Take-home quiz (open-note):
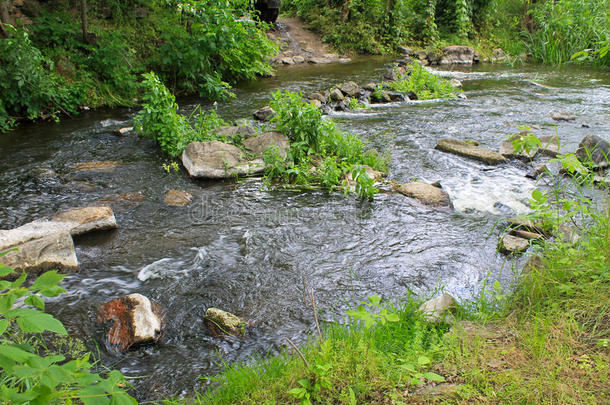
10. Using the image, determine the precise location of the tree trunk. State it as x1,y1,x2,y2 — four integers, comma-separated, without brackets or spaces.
0,1,10,38
80,0,88,43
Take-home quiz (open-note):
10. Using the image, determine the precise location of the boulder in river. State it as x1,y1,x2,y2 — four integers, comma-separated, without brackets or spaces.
243,131,290,159
394,181,453,208
213,125,256,139
97,293,164,351
419,293,457,323
113,127,133,136
338,81,360,97
52,206,117,236
499,234,530,254
329,88,344,102
435,138,507,165
164,190,193,207
253,106,275,122
0,232,78,274
439,45,476,65
537,135,561,157
0,205,117,273
575,134,610,170
181,141,265,179
205,308,245,337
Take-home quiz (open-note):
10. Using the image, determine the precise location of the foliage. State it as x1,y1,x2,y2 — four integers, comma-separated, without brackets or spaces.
0,259,136,404
0,26,81,132
527,0,609,66
267,90,388,198
384,62,458,99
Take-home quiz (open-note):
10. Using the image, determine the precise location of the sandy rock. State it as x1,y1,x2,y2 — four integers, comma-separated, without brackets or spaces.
280,57,295,65
575,134,610,169
499,234,530,254
308,56,333,64
309,92,327,103
338,81,360,97
440,45,475,65
551,112,576,121
71,161,122,172
419,293,457,323
0,232,77,273
436,138,507,165
97,293,164,351
394,182,453,208
253,106,275,122
181,141,265,179
243,132,290,159
205,308,245,337
52,206,117,236
309,99,322,109
164,190,193,206
506,217,546,235
362,83,377,92
526,164,548,179
292,55,305,64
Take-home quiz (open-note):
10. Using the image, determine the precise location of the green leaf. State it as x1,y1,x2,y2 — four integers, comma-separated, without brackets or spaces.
417,356,431,366
10,271,27,289
531,189,544,202
109,392,137,405
25,295,45,310
0,265,14,278
0,320,8,337
423,372,446,382
0,344,35,362
32,271,65,291
13,310,67,335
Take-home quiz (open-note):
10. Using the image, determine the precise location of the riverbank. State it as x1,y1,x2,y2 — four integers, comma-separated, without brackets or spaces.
182,200,609,404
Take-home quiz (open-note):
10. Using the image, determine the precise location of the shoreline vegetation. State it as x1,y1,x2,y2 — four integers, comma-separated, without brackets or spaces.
0,0,608,131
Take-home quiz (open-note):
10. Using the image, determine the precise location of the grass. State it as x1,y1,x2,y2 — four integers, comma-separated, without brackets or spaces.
384,62,458,100
162,194,609,403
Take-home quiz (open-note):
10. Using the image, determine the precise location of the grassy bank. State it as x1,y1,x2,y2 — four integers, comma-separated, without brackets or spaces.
168,178,609,403
0,0,276,132
282,0,609,67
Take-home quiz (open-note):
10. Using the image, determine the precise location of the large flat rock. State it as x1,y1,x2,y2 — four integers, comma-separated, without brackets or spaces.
0,205,117,273
0,233,78,273
436,138,507,165
181,141,265,179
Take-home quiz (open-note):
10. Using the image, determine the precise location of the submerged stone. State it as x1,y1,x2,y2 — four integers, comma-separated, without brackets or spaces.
71,161,122,172
164,190,193,207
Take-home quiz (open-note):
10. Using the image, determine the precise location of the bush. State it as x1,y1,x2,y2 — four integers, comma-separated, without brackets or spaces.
384,61,458,99
0,257,136,404
0,26,81,131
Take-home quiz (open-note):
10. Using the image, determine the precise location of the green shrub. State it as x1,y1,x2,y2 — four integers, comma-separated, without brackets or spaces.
0,26,82,132
0,257,136,404
384,62,458,100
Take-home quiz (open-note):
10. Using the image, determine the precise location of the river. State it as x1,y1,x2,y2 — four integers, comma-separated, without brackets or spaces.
0,58,608,399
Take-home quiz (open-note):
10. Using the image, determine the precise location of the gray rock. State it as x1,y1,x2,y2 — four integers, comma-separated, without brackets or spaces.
243,132,290,159
440,45,476,65
526,164,549,179
338,81,360,97
509,229,545,240
309,92,327,103
419,293,457,323
181,141,264,179
383,69,399,82
205,308,244,337
308,56,333,64
499,234,530,254
113,127,133,136
309,99,322,109
394,181,453,208
506,216,546,235
253,106,275,122
398,46,413,55
213,126,256,139
575,134,610,169
0,232,77,273
329,88,344,102
292,56,305,64
435,138,507,165
280,57,295,65
362,83,377,92
538,135,561,157
550,112,576,121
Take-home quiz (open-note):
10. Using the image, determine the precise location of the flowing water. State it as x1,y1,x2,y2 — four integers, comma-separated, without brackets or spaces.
1,58,609,399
